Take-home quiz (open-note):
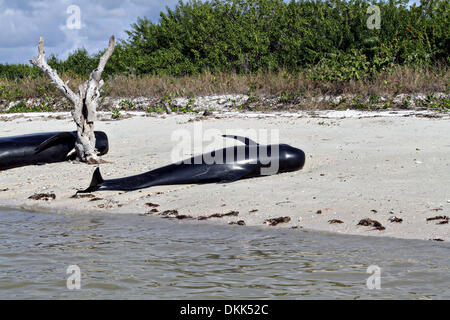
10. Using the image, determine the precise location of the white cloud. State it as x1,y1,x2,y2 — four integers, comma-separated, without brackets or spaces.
0,0,180,64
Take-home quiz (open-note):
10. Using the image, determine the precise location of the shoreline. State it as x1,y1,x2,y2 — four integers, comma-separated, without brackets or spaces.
1,110,449,242
2,204,447,247
1,107,449,121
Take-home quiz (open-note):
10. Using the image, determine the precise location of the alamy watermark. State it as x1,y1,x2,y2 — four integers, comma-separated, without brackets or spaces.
366,265,381,290
66,265,81,290
66,5,82,30
366,5,381,30
170,122,280,175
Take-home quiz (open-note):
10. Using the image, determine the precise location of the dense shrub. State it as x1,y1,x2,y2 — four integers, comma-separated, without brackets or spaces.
0,50,99,80
0,64,42,80
104,0,449,79
48,49,100,77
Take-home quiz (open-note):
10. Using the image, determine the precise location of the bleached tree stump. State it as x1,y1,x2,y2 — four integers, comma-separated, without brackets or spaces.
30,36,115,164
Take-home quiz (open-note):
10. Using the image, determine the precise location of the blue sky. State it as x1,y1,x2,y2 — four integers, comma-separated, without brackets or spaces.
0,0,421,64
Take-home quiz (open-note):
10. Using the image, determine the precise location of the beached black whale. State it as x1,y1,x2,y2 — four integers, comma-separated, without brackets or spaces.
81,135,305,192
0,131,109,171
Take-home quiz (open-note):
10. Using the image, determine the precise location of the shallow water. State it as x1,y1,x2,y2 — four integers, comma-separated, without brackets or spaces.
0,209,448,299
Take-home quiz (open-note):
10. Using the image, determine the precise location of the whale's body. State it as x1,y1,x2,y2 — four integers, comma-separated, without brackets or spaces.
0,131,109,171
82,135,305,192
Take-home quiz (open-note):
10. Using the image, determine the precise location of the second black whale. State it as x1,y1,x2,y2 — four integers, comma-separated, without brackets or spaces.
81,135,305,192
0,131,109,171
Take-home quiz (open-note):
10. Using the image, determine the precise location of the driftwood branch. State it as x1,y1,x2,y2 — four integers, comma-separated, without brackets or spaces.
92,36,115,82
30,37,79,104
83,36,115,124
30,36,115,164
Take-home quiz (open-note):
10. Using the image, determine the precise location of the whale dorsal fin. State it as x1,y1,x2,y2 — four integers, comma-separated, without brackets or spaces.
34,132,76,154
78,167,104,193
222,135,258,146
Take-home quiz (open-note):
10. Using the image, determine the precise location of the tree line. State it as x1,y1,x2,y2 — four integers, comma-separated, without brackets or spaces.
1,0,448,81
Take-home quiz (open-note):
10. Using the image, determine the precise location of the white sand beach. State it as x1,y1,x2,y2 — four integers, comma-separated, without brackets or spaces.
1,110,449,241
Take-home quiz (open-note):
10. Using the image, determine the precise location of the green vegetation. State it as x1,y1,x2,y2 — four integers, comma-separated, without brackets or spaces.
1,0,448,81
111,107,122,119
417,95,450,112
106,0,448,79
4,100,54,113
119,99,137,110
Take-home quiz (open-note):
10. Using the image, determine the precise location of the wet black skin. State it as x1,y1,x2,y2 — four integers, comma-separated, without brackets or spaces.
0,131,109,171
82,136,305,192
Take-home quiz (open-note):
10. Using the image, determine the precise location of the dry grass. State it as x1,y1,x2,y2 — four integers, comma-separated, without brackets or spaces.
1,66,448,102
102,66,449,98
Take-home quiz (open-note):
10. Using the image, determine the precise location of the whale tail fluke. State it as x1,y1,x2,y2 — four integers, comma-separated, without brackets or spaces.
78,167,104,193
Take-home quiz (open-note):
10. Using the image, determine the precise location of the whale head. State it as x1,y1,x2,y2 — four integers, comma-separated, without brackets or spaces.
277,144,306,173
94,131,109,156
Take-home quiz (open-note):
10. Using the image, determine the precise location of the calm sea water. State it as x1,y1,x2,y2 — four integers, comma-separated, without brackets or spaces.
0,208,449,299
